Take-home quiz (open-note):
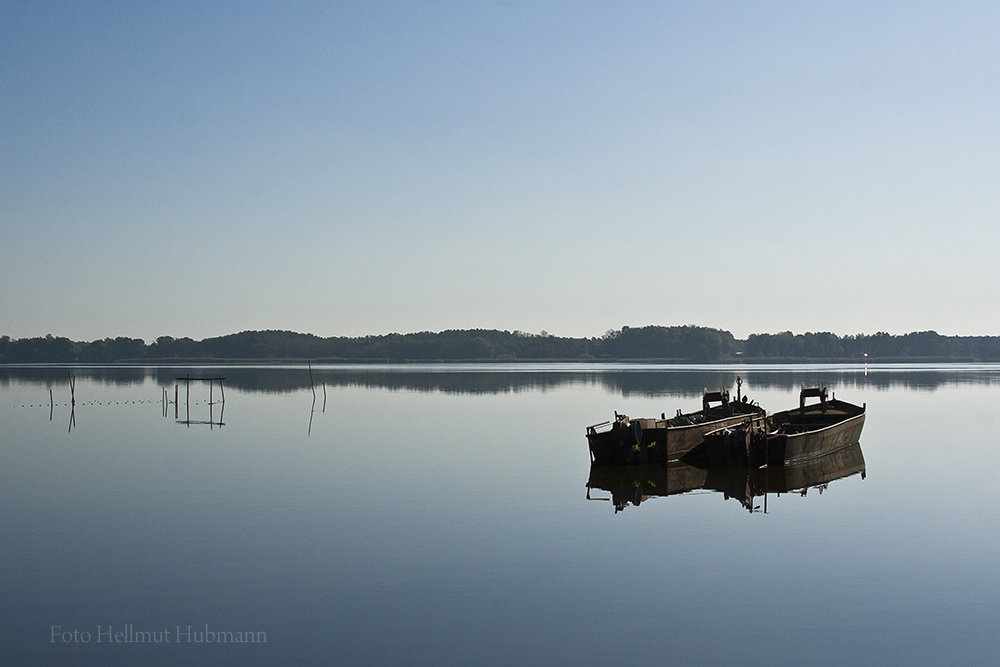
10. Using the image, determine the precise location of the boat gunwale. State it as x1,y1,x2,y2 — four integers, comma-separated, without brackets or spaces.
586,408,765,442
649,410,765,435
773,401,865,436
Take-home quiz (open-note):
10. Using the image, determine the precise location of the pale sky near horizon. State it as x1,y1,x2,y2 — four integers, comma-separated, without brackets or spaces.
2,1,998,342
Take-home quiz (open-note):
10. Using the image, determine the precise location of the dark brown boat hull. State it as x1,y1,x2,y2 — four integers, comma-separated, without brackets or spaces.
753,411,866,466
587,409,766,465
684,397,867,468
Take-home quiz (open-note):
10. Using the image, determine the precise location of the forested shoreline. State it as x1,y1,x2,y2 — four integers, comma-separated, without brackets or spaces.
4,326,1000,364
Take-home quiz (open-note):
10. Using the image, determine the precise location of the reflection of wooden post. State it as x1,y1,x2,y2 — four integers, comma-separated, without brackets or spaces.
308,395,315,436
174,384,178,419
50,389,54,421
219,378,225,404
322,382,327,412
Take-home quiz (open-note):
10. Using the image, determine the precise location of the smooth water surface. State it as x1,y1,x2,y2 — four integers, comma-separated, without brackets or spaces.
2,364,999,666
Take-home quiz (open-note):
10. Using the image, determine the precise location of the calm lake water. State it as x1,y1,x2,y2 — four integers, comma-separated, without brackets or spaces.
2,363,999,666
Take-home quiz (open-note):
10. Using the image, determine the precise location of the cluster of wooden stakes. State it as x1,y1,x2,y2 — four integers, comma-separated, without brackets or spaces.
45,366,327,434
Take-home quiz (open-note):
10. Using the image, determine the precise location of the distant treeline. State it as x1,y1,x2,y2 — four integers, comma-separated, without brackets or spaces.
3,326,1000,364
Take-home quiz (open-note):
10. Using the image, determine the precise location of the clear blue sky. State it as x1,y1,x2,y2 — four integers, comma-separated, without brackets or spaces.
3,1,998,342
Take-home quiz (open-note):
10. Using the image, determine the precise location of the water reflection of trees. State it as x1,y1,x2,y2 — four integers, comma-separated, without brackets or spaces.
0,366,148,387
2,365,1000,395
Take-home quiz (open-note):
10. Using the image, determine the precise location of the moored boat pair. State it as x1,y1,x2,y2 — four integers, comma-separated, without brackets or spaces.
586,382,865,468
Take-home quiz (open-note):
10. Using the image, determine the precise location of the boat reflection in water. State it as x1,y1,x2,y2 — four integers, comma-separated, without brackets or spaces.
586,442,866,513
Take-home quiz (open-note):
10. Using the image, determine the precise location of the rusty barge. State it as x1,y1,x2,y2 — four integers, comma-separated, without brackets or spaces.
585,379,767,465
685,386,866,468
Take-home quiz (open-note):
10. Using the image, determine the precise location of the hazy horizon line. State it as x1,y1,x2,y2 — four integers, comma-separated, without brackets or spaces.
4,325,996,344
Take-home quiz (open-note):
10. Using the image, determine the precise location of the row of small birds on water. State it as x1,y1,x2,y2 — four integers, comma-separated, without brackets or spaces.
14,399,218,408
